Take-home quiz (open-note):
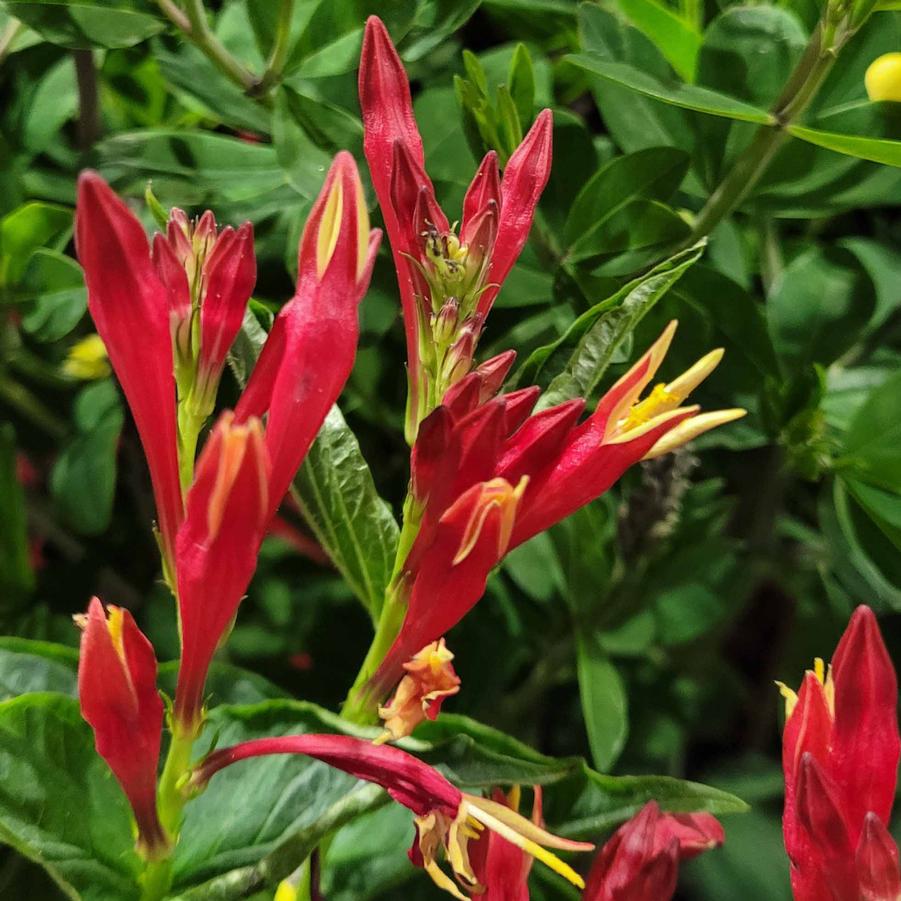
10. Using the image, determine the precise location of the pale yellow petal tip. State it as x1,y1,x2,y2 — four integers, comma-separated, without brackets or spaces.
522,839,586,889
665,347,725,401
865,53,901,102
642,407,746,460
316,177,344,278
355,175,370,282
775,680,798,719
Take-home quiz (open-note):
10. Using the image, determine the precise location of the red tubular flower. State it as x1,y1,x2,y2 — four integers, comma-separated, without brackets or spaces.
582,802,724,901
778,605,901,901
77,597,168,858
235,151,380,513
369,324,745,696
174,413,270,732
190,734,592,899
75,173,183,568
173,152,379,732
359,16,553,440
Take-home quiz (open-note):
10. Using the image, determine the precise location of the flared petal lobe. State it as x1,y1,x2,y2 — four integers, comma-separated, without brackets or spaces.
75,172,182,567
77,597,167,858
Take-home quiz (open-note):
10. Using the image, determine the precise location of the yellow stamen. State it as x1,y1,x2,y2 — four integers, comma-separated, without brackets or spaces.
452,476,528,565
316,177,344,278
463,802,586,890
642,408,746,460
607,407,698,447
813,657,825,684
775,681,799,720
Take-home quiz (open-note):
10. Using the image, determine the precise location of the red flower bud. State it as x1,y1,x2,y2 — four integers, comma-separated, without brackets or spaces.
75,172,183,568
77,597,168,859
857,813,901,901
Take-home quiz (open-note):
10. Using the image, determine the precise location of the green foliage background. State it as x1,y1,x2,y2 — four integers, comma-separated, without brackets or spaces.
1,0,900,897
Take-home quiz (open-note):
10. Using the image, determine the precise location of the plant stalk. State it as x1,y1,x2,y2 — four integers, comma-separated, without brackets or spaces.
257,0,295,93
686,23,836,244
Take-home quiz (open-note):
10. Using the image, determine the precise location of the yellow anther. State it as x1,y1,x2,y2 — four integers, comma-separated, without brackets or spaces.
620,383,678,432
316,178,344,278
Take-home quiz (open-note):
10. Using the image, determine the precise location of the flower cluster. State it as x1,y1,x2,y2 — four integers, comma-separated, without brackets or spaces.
778,605,901,901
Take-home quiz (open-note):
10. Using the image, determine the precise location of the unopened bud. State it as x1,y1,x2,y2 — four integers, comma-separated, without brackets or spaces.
432,298,460,345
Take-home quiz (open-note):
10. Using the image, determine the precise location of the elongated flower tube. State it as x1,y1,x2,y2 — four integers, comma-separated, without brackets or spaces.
189,734,593,898
235,151,380,513
582,802,725,901
76,173,183,571
368,323,745,697
77,597,168,859
360,16,553,441
174,413,270,732
778,606,901,901
171,153,379,733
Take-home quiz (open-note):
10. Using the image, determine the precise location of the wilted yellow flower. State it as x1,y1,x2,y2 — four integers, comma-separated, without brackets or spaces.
63,334,110,380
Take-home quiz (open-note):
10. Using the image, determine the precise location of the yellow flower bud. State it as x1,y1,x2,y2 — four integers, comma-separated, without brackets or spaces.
865,52,901,102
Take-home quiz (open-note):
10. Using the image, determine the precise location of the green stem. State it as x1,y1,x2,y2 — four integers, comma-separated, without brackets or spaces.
139,729,196,901
257,0,295,93
0,377,68,438
686,23,835,244
155,0,259,96
176,406,204,494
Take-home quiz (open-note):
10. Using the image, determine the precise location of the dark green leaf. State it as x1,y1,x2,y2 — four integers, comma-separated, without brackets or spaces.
0,693,141,900
0,201,72,288
842,370,901,494
3,0,164,49
0,638,77,699
576,632,628,771
564,147,689,256
515,243,704,406
50,380,124,535
567,55,774,124
767,246,876,370
21,249,87,342
508,42,535,126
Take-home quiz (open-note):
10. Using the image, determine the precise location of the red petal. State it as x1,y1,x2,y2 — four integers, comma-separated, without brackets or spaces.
75,172,182,563
831,606,901,841
857,812,901,901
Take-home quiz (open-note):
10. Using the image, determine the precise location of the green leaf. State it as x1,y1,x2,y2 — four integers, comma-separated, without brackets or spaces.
292,406,400,621
22,56,79,154
576,632,628,771
844,478,901,550
21,249,87,342
564,147,690,261
508,42,535,126
610,0,701,81
0,201,72,289
0,427,34,609
2,0,164,49
0,638,78,699
787,123,901,167
544,765,749,838
842,370,901,494
231,315,399,621
577,5,697,158
272,88,335,198
50,380,124,535
567,54,775,124
767,246,876,370
0,693,141,900
515,243,705,406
